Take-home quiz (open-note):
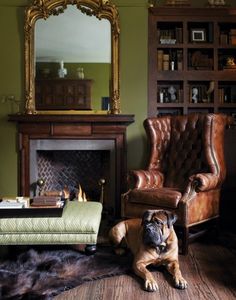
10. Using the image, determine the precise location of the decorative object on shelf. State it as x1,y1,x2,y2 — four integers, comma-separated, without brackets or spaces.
169,50,176,70
77,67,85,79
191,87,199,103
58,61,67,78
205,81,214,102
159,89,164,103
191,29,206,42
168,86,177,101
225,56,236,69
191,50,213,70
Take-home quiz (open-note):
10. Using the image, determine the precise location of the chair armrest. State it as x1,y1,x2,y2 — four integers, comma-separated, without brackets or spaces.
128,169,164,189
189,173,221,192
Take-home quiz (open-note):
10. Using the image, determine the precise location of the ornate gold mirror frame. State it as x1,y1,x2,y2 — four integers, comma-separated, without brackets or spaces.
24,0,120,114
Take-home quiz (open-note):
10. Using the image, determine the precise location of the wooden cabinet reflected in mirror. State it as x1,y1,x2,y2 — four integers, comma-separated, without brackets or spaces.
24,0,120,114
35,78,93,110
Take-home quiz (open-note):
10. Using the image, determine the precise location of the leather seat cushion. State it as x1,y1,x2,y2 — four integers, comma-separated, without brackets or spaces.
129,188,182,209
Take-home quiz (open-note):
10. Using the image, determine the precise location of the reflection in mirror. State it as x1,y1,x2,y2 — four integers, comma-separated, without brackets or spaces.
24,0,120,114
35,6,111,111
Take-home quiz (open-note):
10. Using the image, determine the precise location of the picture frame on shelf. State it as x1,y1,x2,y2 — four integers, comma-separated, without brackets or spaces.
191,29,206,42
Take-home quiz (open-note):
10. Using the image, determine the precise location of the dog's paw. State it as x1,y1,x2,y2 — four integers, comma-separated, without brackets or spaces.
144,279,159,292
174,276,188,289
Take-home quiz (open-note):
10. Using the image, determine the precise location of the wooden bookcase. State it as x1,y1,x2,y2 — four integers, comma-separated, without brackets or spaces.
148,7,236,122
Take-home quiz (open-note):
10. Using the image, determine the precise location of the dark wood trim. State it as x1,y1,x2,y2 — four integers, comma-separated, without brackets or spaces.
8,114,134,125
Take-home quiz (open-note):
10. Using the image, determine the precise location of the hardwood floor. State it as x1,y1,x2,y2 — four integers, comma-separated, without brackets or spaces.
55,235,236,300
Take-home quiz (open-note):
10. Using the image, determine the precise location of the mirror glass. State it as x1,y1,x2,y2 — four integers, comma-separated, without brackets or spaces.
24,0,120,114
35,6,110,111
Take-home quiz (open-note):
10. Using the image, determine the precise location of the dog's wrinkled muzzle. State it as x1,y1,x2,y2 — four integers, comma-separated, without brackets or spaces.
143,224,165,249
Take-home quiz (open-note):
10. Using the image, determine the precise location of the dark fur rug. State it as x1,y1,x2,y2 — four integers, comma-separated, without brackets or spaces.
0,246,133,300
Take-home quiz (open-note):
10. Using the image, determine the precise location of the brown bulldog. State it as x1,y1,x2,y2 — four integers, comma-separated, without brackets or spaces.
109,210,187,292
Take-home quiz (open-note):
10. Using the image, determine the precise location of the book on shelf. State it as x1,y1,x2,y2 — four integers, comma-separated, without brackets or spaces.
175,27,183,43
219,88,224,103
157,50,163,71
220,32,228,44
208,23,213,43
229,29,236,45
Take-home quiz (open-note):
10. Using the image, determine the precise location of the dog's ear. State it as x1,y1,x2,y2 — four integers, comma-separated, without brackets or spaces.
165,211,177,228
141,210,154,225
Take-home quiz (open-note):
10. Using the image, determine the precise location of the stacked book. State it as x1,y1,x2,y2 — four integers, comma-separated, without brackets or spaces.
0,201,24,209
31,196,62,207
163,54,170,71
157,50,164,71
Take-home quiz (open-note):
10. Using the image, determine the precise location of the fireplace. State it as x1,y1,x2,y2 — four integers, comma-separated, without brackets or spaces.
30,139,115,212
9,114,134,217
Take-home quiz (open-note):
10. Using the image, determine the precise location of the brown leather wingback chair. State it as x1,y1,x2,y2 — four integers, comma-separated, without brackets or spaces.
122,113,228,254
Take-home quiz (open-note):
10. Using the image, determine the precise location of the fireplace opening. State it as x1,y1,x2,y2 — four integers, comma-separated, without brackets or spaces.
36,150,109,201
37,150,110,201
30,139,115,214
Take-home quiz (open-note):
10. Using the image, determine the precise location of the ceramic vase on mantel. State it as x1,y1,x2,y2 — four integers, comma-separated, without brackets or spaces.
58,61,67,78
77,67,84,79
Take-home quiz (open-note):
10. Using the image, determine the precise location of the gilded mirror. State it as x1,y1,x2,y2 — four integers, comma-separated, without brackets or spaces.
24,0,120,114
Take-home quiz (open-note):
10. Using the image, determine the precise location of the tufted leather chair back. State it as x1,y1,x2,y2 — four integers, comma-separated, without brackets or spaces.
144,114,225,190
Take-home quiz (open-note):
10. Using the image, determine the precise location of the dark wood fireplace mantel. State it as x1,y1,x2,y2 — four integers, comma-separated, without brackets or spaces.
8,113,134,124
9,113,134,217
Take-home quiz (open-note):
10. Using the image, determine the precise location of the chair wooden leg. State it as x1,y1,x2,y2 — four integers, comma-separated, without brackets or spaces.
181,226,189,255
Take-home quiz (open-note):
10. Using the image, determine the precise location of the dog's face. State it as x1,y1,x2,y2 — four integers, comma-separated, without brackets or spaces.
142,210,177,248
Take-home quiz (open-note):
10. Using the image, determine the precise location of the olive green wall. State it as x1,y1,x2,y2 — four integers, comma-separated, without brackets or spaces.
0,0,236,196
0,3,24,196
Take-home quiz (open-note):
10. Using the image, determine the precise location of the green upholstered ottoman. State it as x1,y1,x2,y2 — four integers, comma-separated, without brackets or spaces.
0,201,102,251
